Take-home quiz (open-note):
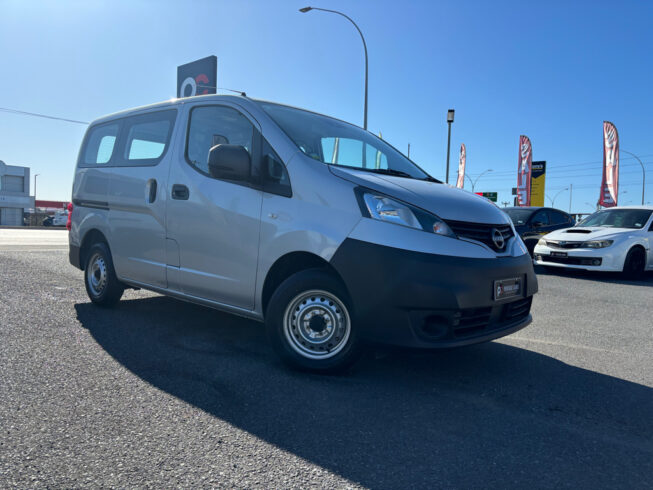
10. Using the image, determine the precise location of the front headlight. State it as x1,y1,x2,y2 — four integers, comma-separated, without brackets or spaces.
537,238,547,247
358,190,456,237
582,240,614,249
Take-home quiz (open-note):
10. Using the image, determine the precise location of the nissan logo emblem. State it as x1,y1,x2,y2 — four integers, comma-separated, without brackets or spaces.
492,228,505,250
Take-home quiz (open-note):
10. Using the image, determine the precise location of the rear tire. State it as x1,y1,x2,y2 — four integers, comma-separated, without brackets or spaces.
265,269,361,373
84,242,124,307
623,248,645,279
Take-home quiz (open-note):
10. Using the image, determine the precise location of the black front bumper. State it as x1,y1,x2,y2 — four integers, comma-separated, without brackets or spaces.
330,239,538,348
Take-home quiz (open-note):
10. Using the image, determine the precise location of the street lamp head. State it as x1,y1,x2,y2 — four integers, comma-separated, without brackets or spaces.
299,6,312,13
447,109,455,123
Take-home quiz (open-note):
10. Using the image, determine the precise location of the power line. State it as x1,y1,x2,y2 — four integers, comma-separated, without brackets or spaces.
0,107,89,125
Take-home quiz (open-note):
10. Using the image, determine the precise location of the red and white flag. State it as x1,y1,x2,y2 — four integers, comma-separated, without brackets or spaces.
599,121,619,208
456,143,466,189
516,135,532,206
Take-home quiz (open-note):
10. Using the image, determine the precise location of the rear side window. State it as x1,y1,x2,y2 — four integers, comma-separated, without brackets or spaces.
78,109,177,167
120,110,177,166
82,123,119,165
550,210,571,225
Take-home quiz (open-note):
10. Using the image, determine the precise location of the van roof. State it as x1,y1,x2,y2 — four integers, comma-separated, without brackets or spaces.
90,94,251,125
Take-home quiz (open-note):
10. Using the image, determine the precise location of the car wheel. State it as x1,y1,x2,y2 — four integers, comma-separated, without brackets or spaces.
623,247,646,279
265,269,361,373
84,242,124,306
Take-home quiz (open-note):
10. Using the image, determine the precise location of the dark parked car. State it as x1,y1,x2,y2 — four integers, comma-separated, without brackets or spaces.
504,207,575,256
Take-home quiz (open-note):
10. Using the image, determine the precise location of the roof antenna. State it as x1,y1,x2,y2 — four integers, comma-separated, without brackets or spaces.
218,87,247,97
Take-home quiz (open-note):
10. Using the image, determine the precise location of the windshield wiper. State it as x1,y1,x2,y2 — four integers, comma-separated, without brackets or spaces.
366,168,414,178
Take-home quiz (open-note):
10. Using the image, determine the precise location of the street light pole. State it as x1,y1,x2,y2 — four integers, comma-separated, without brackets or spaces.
621,149,646,205
546,187,568,208
34,173,40,201
445,109,455,183
300,6,368,130
464,169,493,193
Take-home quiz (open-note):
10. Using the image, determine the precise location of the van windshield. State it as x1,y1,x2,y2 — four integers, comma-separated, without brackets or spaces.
257,101,434,181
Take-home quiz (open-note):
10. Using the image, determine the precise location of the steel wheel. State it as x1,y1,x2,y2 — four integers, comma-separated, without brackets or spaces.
283,289,351,360
87,252,108,297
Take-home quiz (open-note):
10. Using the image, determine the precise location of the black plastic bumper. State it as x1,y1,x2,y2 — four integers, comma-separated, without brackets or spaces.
69,244,82,270
330,239,538,348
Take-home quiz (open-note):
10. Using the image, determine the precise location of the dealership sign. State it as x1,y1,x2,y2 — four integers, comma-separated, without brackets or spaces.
530,161,546,207
599,121,619,208
516,135,532,206
177,56,218,98
456,143,466,189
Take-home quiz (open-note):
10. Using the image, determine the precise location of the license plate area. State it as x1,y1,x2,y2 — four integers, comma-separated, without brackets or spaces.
551,251,568,258
494,277,521,301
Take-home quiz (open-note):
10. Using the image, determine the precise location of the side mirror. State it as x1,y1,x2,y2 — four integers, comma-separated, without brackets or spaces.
208,144,250,181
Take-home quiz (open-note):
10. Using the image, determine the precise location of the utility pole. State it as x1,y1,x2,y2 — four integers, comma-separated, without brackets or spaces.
407,143,410,159
501,201,510,207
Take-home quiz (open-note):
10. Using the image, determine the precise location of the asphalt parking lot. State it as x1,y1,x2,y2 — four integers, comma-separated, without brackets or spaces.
1,229,651,488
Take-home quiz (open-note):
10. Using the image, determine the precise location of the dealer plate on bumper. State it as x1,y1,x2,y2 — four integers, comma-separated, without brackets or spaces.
494,277,521,301
551,251,568,258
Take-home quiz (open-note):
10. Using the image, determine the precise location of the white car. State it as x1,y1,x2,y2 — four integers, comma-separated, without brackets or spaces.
533,206,653,277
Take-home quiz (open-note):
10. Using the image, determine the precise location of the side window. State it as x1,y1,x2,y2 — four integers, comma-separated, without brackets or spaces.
121,110,176,165
550,210,570,225
82,123,119,165
262,139,291,198
186,106,254,174
531,210,549,226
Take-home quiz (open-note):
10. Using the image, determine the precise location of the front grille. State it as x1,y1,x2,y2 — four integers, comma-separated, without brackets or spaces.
502,297,532,322
445,220,514,252
452,306,492,338
546,240,584,249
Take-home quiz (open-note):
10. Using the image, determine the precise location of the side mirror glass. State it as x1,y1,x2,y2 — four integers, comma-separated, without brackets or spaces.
208,144,250,181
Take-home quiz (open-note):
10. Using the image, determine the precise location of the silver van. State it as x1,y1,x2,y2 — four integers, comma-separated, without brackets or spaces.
69,95,538,372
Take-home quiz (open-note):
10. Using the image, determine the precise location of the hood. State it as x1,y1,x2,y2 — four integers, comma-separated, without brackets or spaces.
329,166,510,225
544,226,633,241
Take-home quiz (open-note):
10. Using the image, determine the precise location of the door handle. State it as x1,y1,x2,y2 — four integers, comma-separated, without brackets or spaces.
171,184,190,200
147,179,157,203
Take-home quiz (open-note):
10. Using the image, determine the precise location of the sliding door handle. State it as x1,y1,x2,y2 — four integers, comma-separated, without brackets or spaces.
147,179,157,203
171,184,189,200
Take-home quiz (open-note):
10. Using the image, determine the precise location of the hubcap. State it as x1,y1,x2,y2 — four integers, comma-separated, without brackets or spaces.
87,253,107,297
283,289,351,360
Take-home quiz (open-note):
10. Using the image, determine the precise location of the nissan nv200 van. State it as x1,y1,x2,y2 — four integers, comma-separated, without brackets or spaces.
69,95,537,372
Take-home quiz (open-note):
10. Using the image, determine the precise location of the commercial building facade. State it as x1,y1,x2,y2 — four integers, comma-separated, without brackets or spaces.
0,160,34,226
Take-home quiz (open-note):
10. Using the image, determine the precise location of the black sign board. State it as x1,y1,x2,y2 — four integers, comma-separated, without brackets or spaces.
177,56,217,98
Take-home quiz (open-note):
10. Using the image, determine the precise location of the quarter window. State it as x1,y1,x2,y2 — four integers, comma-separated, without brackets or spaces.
82,123,119,165
187,106,254,174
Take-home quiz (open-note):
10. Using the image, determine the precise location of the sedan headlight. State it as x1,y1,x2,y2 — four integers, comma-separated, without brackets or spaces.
537,238,547,247
358,190,456,237
582,240,614,249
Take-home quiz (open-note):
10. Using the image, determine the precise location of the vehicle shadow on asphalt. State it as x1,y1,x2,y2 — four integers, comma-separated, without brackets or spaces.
75,298,652,488
534,265,653,286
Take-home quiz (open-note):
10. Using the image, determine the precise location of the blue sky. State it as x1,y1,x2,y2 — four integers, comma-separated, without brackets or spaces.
1,0,651,211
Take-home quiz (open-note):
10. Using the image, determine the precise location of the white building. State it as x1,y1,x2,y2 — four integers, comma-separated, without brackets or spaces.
0,160,34,226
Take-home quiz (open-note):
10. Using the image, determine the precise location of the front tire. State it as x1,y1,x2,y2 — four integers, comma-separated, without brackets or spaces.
265,269,361,373
84,242,124,307
623,247,645,279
